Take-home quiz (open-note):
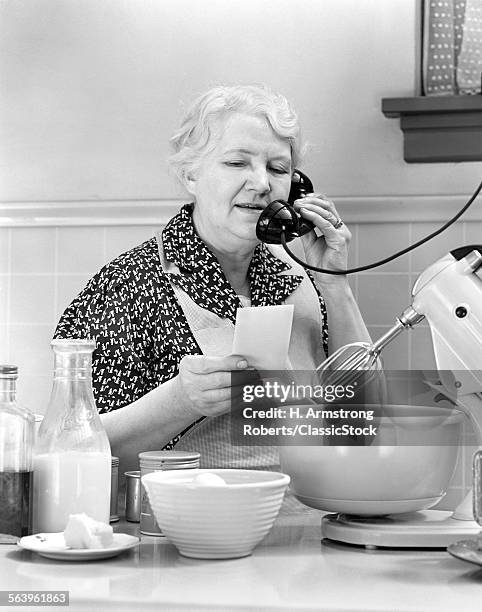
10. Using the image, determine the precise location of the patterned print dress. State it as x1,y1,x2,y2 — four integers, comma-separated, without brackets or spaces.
54,204,329,448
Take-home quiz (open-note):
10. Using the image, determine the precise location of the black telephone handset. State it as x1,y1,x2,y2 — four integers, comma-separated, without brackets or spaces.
257,169,482,272
256,169,315,244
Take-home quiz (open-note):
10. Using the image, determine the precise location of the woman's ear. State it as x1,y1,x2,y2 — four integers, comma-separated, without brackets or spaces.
183,170,197,197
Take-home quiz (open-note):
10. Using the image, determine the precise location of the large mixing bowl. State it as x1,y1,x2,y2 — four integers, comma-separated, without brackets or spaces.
278,404,463,515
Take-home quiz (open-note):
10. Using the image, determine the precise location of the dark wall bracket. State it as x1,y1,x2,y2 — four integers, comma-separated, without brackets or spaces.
382,96,482,163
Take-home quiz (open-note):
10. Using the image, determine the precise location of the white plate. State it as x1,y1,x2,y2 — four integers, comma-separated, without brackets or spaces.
447,538,482,567
18,532,139,561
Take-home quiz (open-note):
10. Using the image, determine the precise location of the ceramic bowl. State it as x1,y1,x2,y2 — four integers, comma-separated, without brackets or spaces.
278,404,464,516
141,468,290,559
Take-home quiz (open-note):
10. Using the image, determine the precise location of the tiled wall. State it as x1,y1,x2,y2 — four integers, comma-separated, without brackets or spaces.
0,224,157,412
1,217,481,511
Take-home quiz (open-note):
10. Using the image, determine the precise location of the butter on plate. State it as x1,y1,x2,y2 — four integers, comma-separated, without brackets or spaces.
64,513,114,549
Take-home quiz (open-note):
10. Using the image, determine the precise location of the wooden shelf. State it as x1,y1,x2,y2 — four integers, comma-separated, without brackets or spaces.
381,95,482,163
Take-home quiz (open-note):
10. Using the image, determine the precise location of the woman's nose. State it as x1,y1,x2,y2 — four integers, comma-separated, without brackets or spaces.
246,167,270,194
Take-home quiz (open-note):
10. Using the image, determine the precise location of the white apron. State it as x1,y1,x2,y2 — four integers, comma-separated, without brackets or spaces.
156,233,325,471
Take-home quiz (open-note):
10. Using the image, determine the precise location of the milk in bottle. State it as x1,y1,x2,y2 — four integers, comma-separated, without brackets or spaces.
33,340,111,533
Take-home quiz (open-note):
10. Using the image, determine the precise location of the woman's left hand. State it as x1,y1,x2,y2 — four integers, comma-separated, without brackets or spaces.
293,193,351,275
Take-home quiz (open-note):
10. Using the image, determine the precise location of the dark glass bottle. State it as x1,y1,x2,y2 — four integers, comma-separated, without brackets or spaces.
0,365,34,542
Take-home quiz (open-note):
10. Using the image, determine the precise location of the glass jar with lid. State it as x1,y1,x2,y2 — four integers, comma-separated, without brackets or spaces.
139,450,200,535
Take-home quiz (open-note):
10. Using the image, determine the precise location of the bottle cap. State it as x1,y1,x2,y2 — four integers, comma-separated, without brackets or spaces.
0,365,18,378
139,450,200,470
51,339,96,350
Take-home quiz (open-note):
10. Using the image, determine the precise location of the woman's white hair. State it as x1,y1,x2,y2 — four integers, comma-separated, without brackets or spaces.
168,84,305,185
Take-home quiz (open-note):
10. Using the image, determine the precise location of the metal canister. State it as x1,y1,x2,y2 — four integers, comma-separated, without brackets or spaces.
125,470,141,522
139,450,200,536
110,456,119,523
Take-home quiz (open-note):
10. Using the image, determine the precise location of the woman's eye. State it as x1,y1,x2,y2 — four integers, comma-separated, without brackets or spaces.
225,161,246,167
270,167,289,175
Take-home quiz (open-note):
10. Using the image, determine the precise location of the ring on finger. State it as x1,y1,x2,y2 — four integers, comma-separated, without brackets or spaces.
333,218,344,229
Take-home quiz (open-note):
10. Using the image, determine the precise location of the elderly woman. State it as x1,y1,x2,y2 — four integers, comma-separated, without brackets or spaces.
55,84,371,473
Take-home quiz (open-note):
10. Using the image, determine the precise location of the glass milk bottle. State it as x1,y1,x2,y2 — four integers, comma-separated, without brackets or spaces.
33,340,111,533
0,365,34,541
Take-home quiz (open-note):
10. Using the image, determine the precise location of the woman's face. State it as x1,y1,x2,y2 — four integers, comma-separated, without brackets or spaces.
187,112,292,255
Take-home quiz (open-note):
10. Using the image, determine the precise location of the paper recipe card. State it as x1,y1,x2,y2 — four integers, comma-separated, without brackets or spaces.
232,304,294,370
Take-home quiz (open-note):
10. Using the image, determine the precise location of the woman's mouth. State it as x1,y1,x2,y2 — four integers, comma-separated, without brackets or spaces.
235,203,265,212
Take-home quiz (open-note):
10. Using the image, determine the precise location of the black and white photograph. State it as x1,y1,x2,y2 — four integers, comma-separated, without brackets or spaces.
1,0,482,610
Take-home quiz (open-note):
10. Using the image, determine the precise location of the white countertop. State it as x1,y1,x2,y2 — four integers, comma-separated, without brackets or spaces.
2,507,482,612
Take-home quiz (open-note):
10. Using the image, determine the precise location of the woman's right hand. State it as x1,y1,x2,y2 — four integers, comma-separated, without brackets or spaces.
177,354,250,417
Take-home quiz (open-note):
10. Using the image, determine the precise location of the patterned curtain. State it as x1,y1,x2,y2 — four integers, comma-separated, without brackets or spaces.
423,0,482,95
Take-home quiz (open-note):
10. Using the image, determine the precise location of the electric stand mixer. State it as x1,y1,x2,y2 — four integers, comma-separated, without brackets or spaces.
317,245,482,548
